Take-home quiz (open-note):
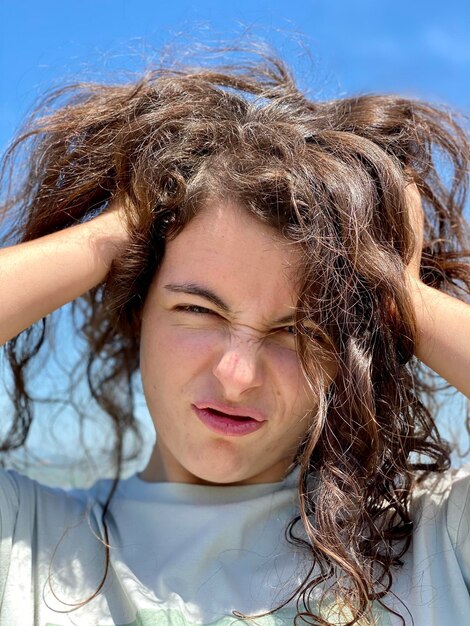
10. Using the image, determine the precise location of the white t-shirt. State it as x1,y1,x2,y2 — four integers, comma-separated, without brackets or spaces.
0,464,469,625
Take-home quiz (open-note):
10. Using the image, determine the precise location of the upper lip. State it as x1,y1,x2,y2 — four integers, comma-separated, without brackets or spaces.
194,401,267,422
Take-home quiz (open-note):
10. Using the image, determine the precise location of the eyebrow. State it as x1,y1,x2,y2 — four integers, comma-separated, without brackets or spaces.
163,282,296,326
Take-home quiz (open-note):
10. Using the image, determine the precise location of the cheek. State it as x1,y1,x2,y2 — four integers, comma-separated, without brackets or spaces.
264,345,316,413
265,344,307,387
141,324,220,376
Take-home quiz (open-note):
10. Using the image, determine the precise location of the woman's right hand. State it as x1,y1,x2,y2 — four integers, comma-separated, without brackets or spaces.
0,196,130,346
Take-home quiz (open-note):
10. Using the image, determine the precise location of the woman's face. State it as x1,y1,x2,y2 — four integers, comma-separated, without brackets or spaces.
139,200,326,485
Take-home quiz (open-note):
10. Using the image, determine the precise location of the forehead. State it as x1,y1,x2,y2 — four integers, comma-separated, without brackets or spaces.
154,200,302,315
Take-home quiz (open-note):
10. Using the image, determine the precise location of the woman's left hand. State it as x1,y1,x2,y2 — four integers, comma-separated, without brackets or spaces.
403,183,470,400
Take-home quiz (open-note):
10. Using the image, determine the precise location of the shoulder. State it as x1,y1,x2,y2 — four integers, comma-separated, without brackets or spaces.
410,464,470,571
411,463,470,516
0,469,115,619
0,467,102,534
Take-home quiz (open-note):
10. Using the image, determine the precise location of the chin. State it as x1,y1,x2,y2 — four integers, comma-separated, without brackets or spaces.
193,468,246,486
186,459,254,486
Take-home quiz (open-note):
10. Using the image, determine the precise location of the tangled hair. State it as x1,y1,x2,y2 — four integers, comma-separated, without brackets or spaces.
1,46,470,624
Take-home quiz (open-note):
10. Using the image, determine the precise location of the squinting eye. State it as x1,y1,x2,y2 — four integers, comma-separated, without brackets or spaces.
283,326,297,335
282,324,323,341
269,326,297,339
176,305,215,315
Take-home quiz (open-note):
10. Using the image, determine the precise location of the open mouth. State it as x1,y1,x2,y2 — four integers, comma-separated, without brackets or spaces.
206,408,254,422
192,404,266,436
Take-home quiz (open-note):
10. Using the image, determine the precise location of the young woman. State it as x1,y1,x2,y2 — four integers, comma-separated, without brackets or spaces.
0,50,469,626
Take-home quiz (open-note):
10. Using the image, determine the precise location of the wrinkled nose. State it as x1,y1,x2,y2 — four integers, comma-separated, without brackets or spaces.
212,334,263,399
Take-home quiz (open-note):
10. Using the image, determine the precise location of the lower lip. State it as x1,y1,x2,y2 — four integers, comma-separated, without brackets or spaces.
193,406,266,437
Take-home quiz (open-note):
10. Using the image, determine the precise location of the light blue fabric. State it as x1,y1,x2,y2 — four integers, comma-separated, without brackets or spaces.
0,464,469,625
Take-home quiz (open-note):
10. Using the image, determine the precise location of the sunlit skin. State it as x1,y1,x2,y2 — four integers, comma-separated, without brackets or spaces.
138,200,332,486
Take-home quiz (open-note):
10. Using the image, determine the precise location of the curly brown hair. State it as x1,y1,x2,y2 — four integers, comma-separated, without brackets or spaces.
1,46,470,625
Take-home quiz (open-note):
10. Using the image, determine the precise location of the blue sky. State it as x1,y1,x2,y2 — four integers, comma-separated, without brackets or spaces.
1,0,469,475
1,0,469,152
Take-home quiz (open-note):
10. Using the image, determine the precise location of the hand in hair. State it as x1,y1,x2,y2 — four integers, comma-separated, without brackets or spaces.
404,186,470,398
0,196,129,346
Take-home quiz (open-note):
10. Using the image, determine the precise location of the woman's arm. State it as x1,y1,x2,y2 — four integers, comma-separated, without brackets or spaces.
408,277,470,399
405,183,470,399
0,204,129,346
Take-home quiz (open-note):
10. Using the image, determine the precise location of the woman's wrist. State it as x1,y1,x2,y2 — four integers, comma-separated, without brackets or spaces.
76,200,130,271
